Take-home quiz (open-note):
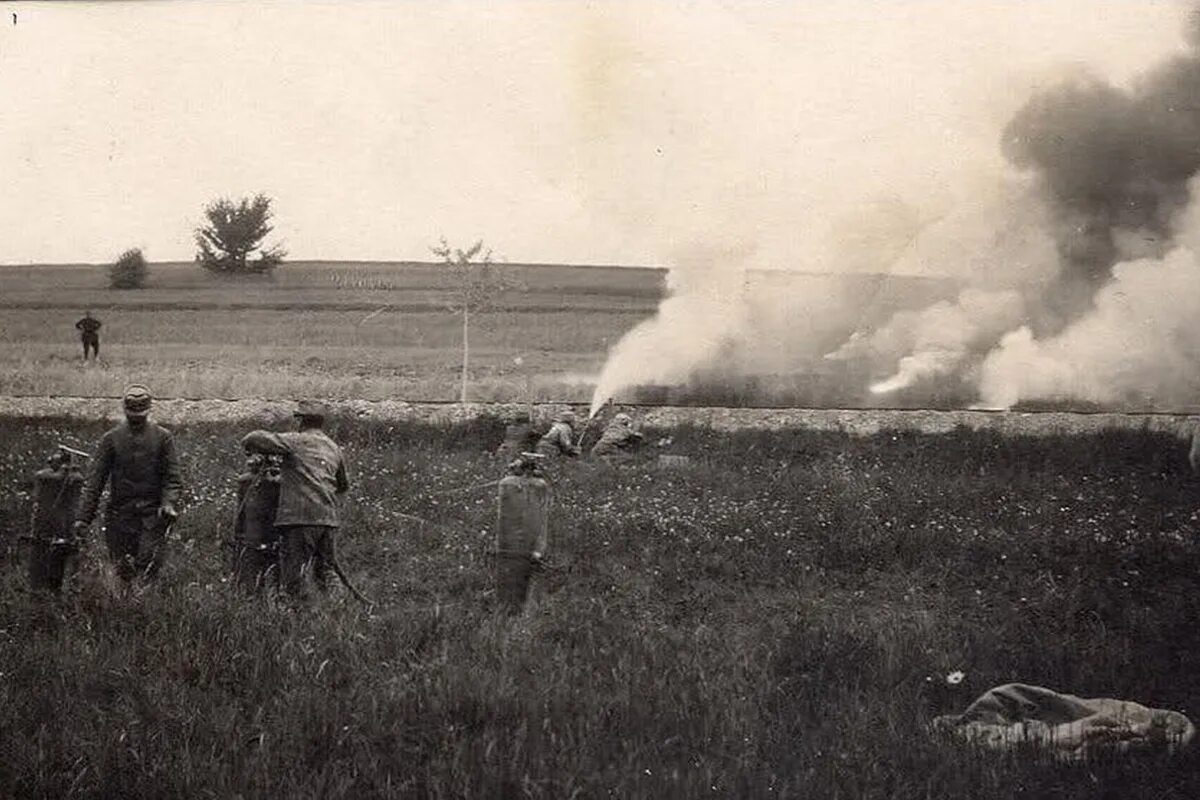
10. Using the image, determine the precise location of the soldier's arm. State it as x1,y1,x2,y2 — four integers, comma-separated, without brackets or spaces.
75,433,114,526
1189,431,1200,474
160,431,184,509
241,430,292,456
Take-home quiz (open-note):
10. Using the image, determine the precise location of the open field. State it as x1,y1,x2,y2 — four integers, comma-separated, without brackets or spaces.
0,261,664,401
1,416,1199,798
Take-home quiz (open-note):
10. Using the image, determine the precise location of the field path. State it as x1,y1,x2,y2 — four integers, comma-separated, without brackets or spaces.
2,395,1197,437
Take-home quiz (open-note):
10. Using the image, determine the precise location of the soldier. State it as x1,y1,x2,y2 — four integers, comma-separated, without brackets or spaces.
75,311,102,361
590,412,644,461
241,400,349,603
72,385,183,584
536,410,581,458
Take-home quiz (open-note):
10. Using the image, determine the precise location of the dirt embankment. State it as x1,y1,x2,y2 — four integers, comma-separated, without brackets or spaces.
1,396,1197,439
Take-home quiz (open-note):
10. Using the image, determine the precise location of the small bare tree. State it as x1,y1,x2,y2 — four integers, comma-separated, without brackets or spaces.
432,238,515,403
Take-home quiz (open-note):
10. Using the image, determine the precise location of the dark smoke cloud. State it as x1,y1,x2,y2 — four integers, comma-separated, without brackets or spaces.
1001,12,1200,326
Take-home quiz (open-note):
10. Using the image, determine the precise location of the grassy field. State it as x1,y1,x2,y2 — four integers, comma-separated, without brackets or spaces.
0,261,664,401
1,416,1198,798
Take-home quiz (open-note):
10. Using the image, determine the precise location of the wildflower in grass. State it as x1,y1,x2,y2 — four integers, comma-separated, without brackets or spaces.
947,671,966,685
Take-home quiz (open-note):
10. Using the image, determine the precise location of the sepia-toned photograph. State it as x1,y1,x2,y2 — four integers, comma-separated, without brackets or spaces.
3,1,1200,797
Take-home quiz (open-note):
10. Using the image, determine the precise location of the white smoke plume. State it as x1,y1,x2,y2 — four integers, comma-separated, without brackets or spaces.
857,288,1026,395
978,186,1200,410
589,244,753,417
574,4,1194,412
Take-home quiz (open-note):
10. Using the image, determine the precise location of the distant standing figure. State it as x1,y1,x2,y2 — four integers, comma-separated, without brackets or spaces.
536,410,581,458
590,412,644,461
75,311,102,361
73,385,183,585
241,400,350,603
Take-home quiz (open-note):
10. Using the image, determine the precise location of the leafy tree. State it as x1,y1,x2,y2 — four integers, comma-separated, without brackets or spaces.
432,238,516,403
108,248,148,289
194,193,287,274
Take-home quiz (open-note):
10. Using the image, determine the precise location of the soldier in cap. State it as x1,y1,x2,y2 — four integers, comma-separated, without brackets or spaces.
73,384,183,583
75,311,102,361
241,400,350,603
535,409,581,458
590,412,644,461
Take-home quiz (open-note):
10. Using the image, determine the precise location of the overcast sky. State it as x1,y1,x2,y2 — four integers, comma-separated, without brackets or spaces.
1,0,1191,267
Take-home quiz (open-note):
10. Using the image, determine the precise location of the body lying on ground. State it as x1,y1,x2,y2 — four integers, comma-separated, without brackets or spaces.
932,683,1195,761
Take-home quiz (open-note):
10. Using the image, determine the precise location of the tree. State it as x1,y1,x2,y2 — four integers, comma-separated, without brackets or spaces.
432,238,516,403
194,193,287,275
108,248,148,289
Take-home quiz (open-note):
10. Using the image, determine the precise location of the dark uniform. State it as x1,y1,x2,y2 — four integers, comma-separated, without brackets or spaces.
242,400,349,602
75,313,102,360
74,386,183,583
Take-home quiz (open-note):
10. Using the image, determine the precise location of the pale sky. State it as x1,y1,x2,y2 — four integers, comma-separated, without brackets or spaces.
0,0,1191,267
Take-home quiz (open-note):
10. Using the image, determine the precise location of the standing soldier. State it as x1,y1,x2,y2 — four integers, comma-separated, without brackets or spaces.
75,311,102,361
241,400,349,603
72,385,183,585
536,409,581,458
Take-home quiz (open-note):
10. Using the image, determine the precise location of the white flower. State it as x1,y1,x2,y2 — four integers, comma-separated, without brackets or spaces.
946,671,966,685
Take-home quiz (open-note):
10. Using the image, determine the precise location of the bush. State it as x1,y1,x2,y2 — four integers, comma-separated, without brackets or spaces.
108,248,148,290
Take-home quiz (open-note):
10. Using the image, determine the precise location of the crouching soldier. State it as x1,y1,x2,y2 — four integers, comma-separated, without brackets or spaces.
72,385,183,585
242,400,349,604
590,412,644,462
536,410,581,458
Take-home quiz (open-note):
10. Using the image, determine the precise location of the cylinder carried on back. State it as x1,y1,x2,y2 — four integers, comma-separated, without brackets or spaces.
27,451,85,593
495,472,550,613
233,456,282,593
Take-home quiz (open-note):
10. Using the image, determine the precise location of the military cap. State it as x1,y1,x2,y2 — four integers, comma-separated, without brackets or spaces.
122,384,153,417
293,399,330,419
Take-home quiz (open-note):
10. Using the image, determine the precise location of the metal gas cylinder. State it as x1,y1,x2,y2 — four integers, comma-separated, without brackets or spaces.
495,472,550,613
28,452,85,593
232,455,282,593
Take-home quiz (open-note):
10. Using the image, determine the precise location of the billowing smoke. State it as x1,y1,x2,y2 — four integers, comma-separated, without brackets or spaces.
590,244,752,417
829,288,1024,395
825,6,1200,411
979,181,1200,409
584,4,1200,412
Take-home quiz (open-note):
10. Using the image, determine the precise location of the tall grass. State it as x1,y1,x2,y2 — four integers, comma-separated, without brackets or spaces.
1,418,1198,798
